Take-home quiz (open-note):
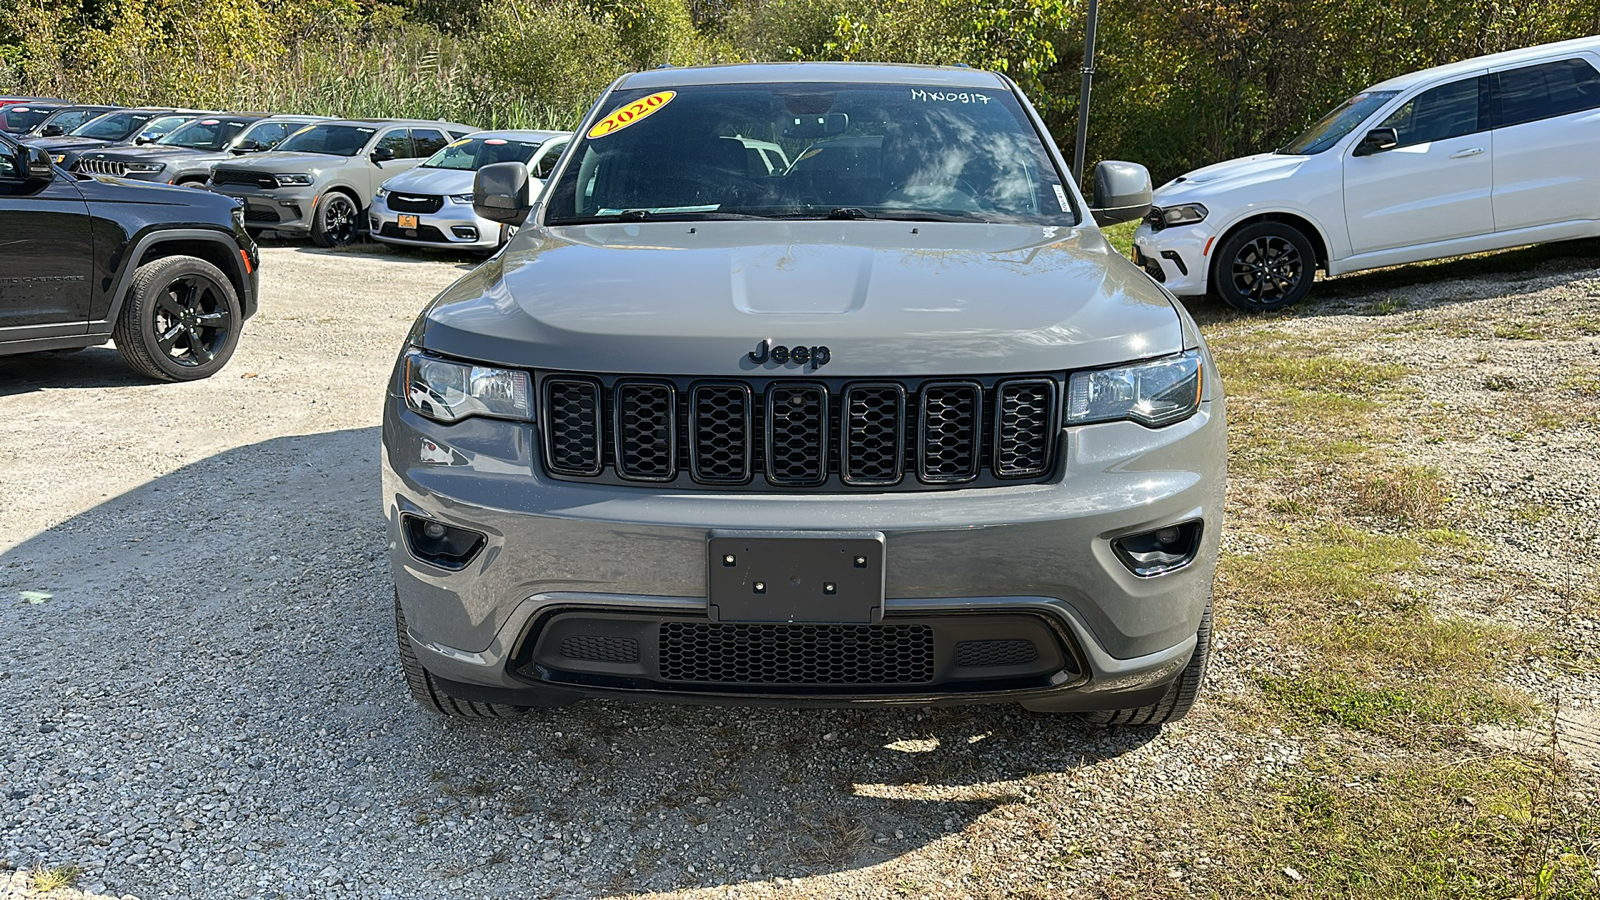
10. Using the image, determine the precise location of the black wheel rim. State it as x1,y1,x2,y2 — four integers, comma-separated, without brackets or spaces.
153,274,231,367
323,195,357,244
1231,235,1304,306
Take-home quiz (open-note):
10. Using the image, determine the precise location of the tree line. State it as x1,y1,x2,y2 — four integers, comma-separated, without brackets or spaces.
3,0,1597,183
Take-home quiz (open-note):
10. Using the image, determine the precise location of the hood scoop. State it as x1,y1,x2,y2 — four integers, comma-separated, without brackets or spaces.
730,245,871,315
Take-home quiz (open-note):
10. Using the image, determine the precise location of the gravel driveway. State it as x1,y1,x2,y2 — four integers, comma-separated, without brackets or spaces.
3,240,1597,899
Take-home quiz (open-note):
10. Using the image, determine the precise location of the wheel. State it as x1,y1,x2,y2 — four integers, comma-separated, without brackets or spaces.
176,178,209,190
1213,222,1316,312
311,191,361,247
112,255,241,382
395,593,524,718
1082,600,1212,727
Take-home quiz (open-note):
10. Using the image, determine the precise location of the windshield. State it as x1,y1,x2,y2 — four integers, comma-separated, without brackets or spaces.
542,82,1077,225
1279,91,1399,155
0,106,52,133
275,124,376,156
424,137,542,170
71,111,154,140
158,117,247,150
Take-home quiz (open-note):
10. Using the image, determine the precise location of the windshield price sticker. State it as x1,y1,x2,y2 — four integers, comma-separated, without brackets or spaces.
588,91,676,139
910,89,991,104
1052,184,1071,212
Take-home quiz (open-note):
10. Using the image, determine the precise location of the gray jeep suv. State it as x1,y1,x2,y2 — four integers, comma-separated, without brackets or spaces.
383,63,1225,726
209,118,475,246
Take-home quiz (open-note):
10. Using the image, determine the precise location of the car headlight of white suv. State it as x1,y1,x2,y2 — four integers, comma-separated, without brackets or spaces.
1147,203,1208,230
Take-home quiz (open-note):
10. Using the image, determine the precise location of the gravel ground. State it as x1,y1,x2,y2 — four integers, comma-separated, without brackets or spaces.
2,240,1597,899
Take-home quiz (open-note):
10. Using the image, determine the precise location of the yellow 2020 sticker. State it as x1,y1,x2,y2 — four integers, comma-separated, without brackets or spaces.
588,91,676,139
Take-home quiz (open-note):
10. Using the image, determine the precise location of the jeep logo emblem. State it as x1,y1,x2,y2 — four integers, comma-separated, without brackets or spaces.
748,339,830,369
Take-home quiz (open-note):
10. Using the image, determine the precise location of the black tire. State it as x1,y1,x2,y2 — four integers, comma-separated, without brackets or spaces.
395,594,524,719
310,190,361,247
1082,600,1212,727
175,178,210,189
1213,222,1317,312
112,255,241,382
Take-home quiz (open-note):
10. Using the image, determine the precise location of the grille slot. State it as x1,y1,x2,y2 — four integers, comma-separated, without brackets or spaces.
764,383,828,486
955,639,1039,667
543,378,603,476
994,379,1057,478
842,383,905,485
386,193,444,213
211,168,276,189
614,381,676,481
659,622,934,684
919,382,982,483
558,636,640,664
690,384,752,484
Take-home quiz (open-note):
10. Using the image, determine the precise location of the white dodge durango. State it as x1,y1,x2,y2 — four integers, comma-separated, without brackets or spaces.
1134,36,1600,311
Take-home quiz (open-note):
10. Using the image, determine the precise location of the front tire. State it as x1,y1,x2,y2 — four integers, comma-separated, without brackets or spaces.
1082,600,1212,727
112,255,241,382
1213,222,1316,312
311,191,361,247
395,594,524,719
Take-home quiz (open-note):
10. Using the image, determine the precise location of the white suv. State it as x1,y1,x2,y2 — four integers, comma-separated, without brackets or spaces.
1134,36,1600,311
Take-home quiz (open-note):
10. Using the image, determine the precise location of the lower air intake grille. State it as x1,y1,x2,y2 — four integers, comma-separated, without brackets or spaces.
559,635,640,664
659,622,935,684
955,639,1039,667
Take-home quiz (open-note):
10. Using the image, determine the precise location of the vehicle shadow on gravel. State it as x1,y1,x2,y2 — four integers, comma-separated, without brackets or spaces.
0,427,1159,898
1181,236,1600,326
255,233,483,269
0,345,153,396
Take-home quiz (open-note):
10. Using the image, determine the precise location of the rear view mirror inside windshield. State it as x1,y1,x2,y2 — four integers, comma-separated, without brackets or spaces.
782,112,848,139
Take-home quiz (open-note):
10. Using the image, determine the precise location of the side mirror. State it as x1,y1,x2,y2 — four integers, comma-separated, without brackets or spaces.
1352,127,1399,157
473,161,532,225
233,139,261,153
371,146,395,163
26,145,54,180
1089,160,1153,226
134,135,157,145
41,124,64,137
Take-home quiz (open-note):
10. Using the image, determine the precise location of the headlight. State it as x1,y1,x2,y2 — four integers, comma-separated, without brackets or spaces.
1155,203,1208,228
448,193,474,204
51,154,65,164
374,188,389,201
274,173,313,186
1067,350,1203,428
404,351,531,424
124,162,165,173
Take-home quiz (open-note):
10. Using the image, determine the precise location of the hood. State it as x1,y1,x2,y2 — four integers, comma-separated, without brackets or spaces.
1156,152,1306,198
29,136,115,152
381,166,477,195
83,145,215,163
217,152,352,174
417,221,1184,377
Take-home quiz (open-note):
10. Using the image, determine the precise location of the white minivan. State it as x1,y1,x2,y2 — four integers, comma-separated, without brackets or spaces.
1133,36,1600,311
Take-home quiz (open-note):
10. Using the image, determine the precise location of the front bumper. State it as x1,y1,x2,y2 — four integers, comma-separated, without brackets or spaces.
382,384,1226,711
212,183,318,233
370,198,502,250
1132,222,1214,296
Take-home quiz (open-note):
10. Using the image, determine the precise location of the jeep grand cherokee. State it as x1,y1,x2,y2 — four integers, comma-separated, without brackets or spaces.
382,63,1225,726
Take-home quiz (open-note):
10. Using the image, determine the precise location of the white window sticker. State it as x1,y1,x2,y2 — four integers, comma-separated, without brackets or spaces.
1052,184,1071,212
909,89,991,105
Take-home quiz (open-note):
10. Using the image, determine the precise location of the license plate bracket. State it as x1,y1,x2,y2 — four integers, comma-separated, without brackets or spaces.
708,532,885,624
397,213,419,229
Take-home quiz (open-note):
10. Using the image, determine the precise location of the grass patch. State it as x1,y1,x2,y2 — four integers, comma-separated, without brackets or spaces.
27,864,83,892
1100,219,1137,259
1347,465,1450,526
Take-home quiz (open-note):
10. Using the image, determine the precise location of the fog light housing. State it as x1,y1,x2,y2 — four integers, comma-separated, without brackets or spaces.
1112,520,1203,577
451,226,478,241
401,514,486,571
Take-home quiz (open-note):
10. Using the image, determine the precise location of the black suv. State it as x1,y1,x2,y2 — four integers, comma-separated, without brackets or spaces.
0,133,259,380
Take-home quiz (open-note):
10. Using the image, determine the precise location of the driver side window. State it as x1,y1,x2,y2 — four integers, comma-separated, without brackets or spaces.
1378,76,1485,148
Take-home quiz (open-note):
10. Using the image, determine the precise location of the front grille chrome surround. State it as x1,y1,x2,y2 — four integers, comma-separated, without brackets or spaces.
536,371,1062,492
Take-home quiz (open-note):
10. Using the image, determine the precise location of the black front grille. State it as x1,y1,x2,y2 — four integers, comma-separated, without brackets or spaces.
955,639,1039,667
387,193,444,213
211,168,275,189
659,622,934,684
559,635,639,664
538,373,1060,491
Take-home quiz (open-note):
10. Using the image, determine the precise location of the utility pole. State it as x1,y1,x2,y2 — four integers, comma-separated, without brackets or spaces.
1072,0,1100,185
